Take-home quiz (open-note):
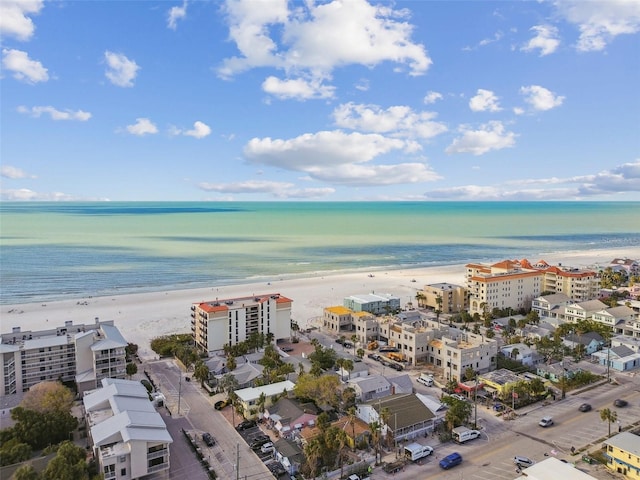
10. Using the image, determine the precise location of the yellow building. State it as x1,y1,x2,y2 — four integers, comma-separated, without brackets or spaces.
322,305,354,335
603,432,640,479
419,283,468,313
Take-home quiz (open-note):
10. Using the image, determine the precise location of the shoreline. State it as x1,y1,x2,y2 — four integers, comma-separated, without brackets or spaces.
2,247,637,361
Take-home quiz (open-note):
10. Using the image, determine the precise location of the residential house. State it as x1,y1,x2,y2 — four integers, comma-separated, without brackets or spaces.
593,305,636,335
330,416,372,450
563,300,608,323
609,258,640,277
235,380,296,419
500,343,538,366
603,431,640,479
563,332,604,356
322,306,355,336
478,369,523,397
531,293,572,320
347,375,391,402
515,457,599,480
84,378,172,480
337,361,368,381
191,293,292,353
592,344,640,373
357,393,436,441
273,438,305,476
519,322,556,342
536,361,581,383
264,397,319,436
386,373,413,395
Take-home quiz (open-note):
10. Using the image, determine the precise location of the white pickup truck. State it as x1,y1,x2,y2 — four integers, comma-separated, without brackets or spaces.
404,442,434,461
452,426,481,444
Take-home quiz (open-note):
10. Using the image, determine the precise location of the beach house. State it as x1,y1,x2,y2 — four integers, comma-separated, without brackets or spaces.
84,378,172,480
602,431,640,479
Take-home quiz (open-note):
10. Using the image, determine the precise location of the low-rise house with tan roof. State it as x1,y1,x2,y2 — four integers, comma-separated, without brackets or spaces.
191,293,292,353
532,293,572,320
356,393,437,441
593,305,637,336
563,299,608,323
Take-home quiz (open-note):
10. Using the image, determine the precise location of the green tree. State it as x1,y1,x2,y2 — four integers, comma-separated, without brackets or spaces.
13,464,40,480
600,408,618,438
463,367,475,381
126,362,138,379
226,355,237,372
442,396,473,430
193,360,210,387
42,441,88,480
308,344,337,371
528,377,546,398
0,437,32,467
12,407,78,450
219,373,239,397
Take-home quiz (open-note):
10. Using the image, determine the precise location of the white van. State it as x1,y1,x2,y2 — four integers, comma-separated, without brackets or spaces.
417,373,434,386
452,426,481,443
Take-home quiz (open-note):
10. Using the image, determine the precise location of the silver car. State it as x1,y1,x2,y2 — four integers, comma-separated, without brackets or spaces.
514,456,534,468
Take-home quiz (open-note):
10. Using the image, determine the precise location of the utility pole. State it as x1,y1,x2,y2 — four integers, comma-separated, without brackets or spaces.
474,375,478,428
177,374,182,415
235,443,240,480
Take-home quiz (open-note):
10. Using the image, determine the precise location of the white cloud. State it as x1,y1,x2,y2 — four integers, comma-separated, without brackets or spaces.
262,76,335,100
423,91,443,105
513,107,525,115
104,51,140,87
198,180,335,198
521,25,560,56
463,30,504,51
184,121,211,138
553,0,640,52
0,188,76,201
125,118,158,136
17,105,91,121
469,89,502,112
218,0,431,84
244,130,440,186
0,0,43,41
332,102,447,140
446,121,517,156
424,159,640,200
520,85,565,111
2,48,48,83
167,1,187,30
1,165,35,179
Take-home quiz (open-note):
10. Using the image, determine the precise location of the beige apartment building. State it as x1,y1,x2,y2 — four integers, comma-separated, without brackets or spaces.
191,293,292,353
418,283,468,313
466,258,599,315
0,319,127,396
378,318,497,381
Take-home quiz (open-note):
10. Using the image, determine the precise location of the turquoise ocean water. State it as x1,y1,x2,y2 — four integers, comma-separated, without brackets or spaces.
1,201,639,305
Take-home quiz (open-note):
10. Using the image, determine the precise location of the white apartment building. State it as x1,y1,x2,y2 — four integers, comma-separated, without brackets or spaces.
191,293,292,353
0,319,127,396
84,378,172,480
343,293,401,315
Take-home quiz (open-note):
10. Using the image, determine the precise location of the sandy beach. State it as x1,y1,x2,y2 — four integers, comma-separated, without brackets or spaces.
2,247,637,360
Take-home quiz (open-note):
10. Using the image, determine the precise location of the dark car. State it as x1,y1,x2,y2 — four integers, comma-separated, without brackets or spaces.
281,346,294,352
236,419,257,431
267,462,286,477
579,403,592,412
439,452,462,470
202,432,215,446
250,436,271,450
614,399,628,407
389,362,403,371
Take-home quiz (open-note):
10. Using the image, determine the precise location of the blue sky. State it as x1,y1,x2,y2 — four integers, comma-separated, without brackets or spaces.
1,0,639,201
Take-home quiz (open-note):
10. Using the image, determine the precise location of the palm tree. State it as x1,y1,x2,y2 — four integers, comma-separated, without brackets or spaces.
380,407,392,449
343,359,354,381
257,392,267,416
369,420,381,464
193,360,210,387
415,291,426,308
351,334,358,355
347,406,357,451
436,295,443,323
600,408,618,437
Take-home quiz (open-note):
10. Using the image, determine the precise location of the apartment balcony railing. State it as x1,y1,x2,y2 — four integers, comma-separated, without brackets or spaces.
147,462,169,474
147,448,168,460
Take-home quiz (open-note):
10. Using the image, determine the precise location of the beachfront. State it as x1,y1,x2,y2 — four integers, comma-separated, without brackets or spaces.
2,247,637,360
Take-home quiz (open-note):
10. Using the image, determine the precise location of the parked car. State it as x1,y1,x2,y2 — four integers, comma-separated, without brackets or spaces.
281,346,294,352
539,416,554,427
202,432,215,446
614,399,628,407
214,399,229,410
514,456,535,468
450,394,466,401
236,419,257,431
367,353,380,360
267,462,286,477
250,436,270,450
261,442,275,454
439,452,463,470
579,403,592,412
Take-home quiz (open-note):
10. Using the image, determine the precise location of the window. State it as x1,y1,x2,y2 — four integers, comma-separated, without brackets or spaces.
120,468,126,476
119,456,126,463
